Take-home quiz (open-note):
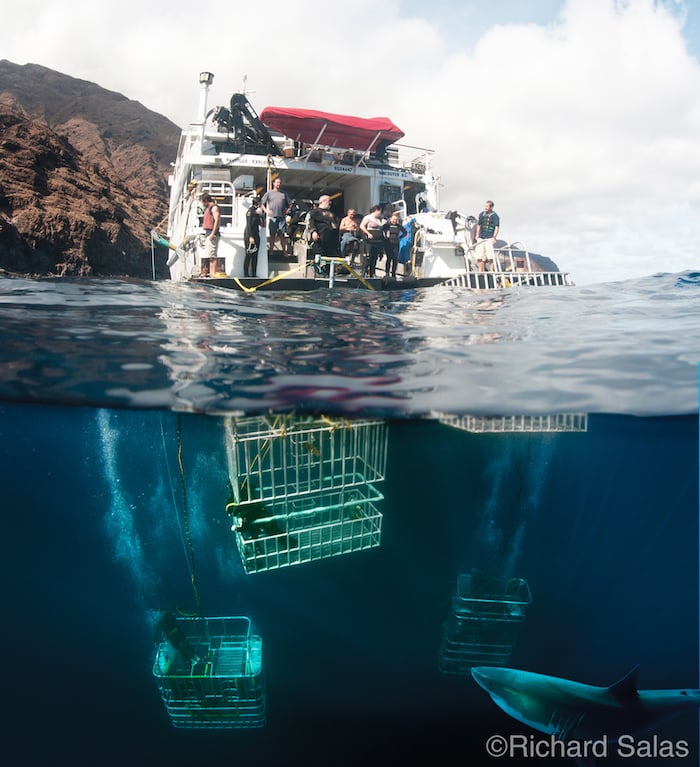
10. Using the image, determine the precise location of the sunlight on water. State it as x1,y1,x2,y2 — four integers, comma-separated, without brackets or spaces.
0,272,698,416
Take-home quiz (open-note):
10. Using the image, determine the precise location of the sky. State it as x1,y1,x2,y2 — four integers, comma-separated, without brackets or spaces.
2,0,700,285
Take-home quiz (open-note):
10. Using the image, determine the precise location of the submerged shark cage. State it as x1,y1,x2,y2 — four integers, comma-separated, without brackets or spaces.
153,616,265,729
436,413,588,433
224,415,388,573
439,574,532,674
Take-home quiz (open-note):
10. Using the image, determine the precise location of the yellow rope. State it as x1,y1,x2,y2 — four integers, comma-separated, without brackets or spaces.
321,414,341,431
231,260,311,292
329,258,376,290
228,258,377,292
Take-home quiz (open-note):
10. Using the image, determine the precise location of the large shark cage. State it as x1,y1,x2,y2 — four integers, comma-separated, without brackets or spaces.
439,574,532,674
224,415,388,574
153,616,265,729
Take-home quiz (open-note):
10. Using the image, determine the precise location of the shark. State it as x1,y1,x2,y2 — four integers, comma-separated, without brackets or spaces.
471,665,700,743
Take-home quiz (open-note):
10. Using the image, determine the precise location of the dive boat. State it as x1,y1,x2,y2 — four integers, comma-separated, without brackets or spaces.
155,72,572,291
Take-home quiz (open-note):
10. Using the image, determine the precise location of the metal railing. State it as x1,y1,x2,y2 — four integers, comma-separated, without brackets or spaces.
437,413,588,433
442,270,572,289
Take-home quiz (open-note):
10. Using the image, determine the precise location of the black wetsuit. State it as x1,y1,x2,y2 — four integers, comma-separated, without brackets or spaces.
308,207,339,256
382,221,408,279
244,206,264,277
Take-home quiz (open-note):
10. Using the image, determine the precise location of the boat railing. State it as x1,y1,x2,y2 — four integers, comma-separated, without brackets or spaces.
171,179,247,238
174,121,434,182
390,143,434,174
171,127,205,183
260,131,435,174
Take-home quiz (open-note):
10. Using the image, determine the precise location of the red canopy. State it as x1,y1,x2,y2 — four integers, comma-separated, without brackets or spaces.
260,106,404,150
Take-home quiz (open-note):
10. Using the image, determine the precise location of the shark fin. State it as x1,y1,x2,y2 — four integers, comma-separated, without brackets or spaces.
608,665,640,702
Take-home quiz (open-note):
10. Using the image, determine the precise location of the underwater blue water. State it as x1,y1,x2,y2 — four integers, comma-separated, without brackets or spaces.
0,272,697,766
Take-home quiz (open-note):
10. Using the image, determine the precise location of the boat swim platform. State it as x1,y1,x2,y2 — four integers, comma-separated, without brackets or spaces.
191,275,445,291
435,413,589,433
439,575,532,675
189,253,570,292
190,271,569,291
153,616,265,729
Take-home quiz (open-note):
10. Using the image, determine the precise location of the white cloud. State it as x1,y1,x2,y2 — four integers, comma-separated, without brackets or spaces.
2,0,699,284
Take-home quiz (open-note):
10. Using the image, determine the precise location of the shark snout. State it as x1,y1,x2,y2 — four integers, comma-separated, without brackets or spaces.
471,666,502,693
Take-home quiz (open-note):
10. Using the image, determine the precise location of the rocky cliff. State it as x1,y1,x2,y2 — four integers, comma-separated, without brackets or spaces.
0,61,180,278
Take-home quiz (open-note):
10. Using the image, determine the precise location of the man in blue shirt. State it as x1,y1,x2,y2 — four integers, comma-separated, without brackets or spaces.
475,200,500,272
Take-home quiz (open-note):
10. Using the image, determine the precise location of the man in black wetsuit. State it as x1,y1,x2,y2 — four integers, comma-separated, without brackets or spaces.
308,195,339,256
382,212,408,279
244,197,264,277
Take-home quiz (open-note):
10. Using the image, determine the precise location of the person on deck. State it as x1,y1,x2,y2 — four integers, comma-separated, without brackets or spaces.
474,199,500,272
200,193,220,276
244,197,264,277
261,177,291,253
308,195,339,257
382,212,408,280
360,205,385,278
339,208,361,265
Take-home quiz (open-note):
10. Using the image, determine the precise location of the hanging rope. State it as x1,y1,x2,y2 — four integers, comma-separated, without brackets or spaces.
159,415,202,616
176,414,202,616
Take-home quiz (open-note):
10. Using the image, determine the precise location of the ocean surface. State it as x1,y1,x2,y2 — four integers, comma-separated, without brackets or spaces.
0,271,698,766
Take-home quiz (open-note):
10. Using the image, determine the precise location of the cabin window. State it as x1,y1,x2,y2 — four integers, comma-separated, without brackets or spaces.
380,184,402,204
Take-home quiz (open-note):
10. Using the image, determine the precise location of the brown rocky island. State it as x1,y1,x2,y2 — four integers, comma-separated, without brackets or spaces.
0,60,180,278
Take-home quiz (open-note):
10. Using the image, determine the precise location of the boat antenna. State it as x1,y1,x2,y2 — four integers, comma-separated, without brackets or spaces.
242,73,256,99
198,71,214,121
197,71,214,147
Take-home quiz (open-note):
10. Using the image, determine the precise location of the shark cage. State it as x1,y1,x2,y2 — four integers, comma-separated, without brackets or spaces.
224,415,388,574
153,615,265,729
439,574,532,674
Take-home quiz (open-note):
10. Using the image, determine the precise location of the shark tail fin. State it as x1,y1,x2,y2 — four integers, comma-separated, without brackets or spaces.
608,665,640,702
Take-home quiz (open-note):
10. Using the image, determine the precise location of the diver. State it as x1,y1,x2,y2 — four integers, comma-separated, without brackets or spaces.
157,611,196,668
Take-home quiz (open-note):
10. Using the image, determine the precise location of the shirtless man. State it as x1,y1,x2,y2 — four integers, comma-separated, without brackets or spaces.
339,208,361,264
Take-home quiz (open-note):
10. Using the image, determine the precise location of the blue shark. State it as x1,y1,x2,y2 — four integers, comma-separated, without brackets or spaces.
471,665,700,742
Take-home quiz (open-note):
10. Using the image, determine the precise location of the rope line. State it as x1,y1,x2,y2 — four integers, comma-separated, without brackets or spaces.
176,414,202,616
